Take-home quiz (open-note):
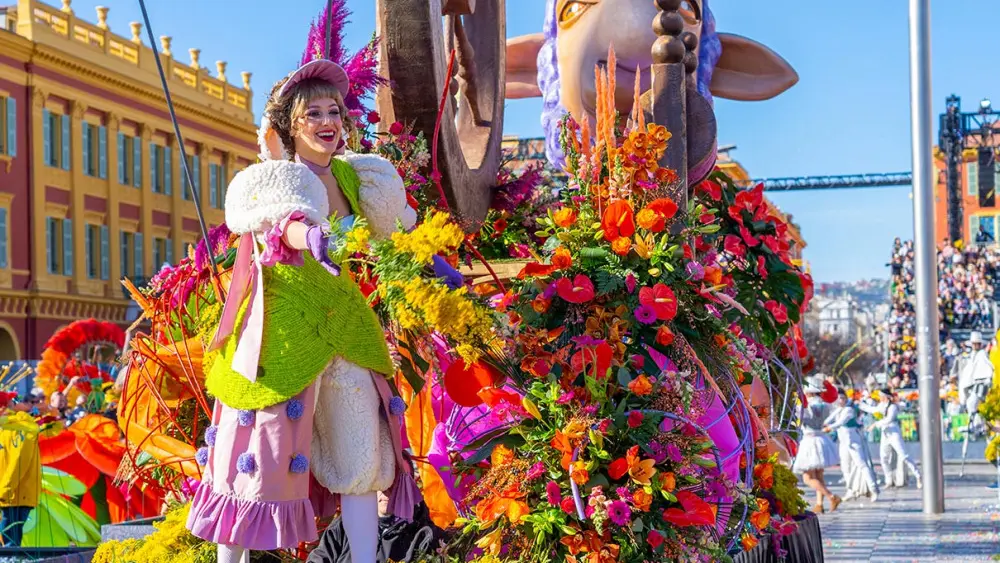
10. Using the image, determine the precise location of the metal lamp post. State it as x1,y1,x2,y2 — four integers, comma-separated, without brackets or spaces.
908,0,945,514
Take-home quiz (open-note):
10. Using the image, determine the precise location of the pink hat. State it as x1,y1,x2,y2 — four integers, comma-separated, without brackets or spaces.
278,59,351,98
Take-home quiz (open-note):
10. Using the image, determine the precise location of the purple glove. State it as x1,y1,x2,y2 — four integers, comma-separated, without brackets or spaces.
305,224,341,276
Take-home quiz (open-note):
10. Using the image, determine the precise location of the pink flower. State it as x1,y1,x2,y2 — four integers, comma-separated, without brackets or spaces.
634,304,657,325
556,390,575,404
607,499,632,526
630,354,645,370
627,410,645,428
366,111,381,124
625,273,637,293
389,121,405,135
546,481,562,505
666,443,683,463
597,418,612,433
527,462,545,481
686,261,705,281
765,300,789,324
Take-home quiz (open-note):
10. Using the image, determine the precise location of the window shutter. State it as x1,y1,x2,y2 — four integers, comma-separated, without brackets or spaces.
98,126,107,179
120,231,128,277
62,218,73,276
43,109,51,165
0,208,7,268
150,143,158,191
81,124,91,175
193,155,201,197
100,225,110,280
46,218,54,274
60,114,70,171
969,162,980,196
135,232,144,279
165,238,174,265
85,225,93,277
209,164,217,208
6,97,14,157
164,146,172,195
133,136,141,188
117,133,126,184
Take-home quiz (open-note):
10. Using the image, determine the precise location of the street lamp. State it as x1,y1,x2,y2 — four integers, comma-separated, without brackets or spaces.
982,98,992,113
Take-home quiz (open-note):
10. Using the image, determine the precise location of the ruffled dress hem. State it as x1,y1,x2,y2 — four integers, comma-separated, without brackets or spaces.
186,480,318,550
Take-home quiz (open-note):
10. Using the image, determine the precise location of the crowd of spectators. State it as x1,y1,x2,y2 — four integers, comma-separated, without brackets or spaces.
887,239,917,387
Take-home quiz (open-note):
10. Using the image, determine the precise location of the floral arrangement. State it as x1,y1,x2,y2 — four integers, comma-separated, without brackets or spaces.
428,48,810,562
92,502,214,563
472,165,559,262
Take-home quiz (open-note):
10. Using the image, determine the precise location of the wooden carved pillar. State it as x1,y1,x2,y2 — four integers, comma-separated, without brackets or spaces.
648,0,699,215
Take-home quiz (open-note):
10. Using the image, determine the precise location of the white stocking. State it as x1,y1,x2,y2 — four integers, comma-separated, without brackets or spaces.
341,492,378,563
217,544,249,563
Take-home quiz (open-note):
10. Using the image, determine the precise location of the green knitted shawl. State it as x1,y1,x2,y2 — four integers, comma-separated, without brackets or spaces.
204,157,392,411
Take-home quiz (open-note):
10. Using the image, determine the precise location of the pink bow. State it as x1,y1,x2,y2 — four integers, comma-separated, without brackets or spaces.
209,232,265,383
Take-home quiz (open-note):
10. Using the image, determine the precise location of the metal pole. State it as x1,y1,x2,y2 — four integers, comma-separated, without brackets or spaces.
908,0,945,514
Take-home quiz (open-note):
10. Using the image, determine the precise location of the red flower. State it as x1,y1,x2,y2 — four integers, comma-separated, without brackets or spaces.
639,283,677,321
728,184,766,224
764,300,789,324
724,235,745,259
366,111,381,124
517,262,557,279
389,121,405,135
638,198,679,233
493,218,508,234
739,225,760,247
609,458,629,480
405,192,419,210
556,275,596,304
662,491,716,527
655,325,675,347
560,496,577,514
602,200,636,241
646,530,665,550
799,272,814,312
571,342,614,378
627,410,645,428
757,255,768,281
697,179,722,201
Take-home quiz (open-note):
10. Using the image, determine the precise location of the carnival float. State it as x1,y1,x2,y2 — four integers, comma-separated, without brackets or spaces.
94,0,821,561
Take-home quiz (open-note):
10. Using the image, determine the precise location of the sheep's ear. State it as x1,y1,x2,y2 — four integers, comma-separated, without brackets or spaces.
710,33,798,101
506,33,545,99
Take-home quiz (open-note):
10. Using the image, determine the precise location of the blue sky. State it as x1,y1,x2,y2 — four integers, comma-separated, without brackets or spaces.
88,0,1000,282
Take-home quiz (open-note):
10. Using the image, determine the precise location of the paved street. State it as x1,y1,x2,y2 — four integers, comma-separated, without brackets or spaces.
812,463,1000,562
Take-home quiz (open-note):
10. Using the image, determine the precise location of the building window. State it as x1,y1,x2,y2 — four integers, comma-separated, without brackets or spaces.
150,143,172,195
42,109,70,170
45,217,72,275
0,95,15,157
182,154,201,201
0,207,7,268
117,133,139,186
85,224,110,280
968,161,979,196
972,215,996,242
82,123,107,178
152,237,175,271
209,162,226,209
120,230,144,279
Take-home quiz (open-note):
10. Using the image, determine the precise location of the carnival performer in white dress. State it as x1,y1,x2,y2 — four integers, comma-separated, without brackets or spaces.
866,389,922,489
793,375,841,513
824,388,879,502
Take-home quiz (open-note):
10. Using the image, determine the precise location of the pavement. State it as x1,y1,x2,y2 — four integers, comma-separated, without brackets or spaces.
812,463,1000,562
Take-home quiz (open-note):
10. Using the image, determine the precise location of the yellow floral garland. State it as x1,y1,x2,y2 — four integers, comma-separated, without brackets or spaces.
92,503,214,563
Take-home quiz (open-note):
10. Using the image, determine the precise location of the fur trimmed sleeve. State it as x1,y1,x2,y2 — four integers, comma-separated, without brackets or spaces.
337,152,417,239
224,160,330,235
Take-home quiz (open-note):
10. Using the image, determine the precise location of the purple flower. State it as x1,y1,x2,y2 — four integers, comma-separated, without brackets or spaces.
546,481,561,505
649,442,668,464
195,447,209,466
542,283,558,299
607,500,632,526
205,425,218,447
625,273,637,293
686,262,705,281
615,487,633,502
290,454,309,474
526,462,545,481
571,334,604,347
666,443,684,464
634,304,657,325
236,452,257,474
389,396,407,416
432,255,465,290
286,399,304,421
581,404,598,417
180,478,201,497
237,410,255,427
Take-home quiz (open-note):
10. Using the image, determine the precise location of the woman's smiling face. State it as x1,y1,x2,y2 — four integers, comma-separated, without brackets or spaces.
293,97,344,157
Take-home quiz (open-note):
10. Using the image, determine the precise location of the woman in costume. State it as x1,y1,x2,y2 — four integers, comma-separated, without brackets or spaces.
793,375,841,513
824,388,879,502
866,388,922,489
186,59,418,563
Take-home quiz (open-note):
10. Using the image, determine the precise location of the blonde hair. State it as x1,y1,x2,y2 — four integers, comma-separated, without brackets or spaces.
264,76,354,158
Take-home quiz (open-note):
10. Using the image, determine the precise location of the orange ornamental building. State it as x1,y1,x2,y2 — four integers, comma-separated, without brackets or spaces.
932,146,1000,246
0,0,258,360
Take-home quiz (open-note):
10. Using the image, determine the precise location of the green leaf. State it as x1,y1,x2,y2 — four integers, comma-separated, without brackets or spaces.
617,367,632,387
41,467,87,497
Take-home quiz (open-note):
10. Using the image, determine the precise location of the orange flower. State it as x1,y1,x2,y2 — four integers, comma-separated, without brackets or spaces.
741,533,759,551
750,506,771,530
626,445,657,485
632,488,653,512
570,461,590,485
554,207,578,228
563,419,590,441
552,246,573,270
646,123,671,154
655,325,675,347
611,236,631,256
627,375,653,396
754,462,774,490
704,265,723,286
661,471,677,492
602,200,635,241
636,208,659,231
474,485,529,525
492,444,516,467
532,295,551,313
